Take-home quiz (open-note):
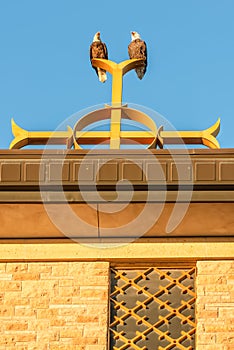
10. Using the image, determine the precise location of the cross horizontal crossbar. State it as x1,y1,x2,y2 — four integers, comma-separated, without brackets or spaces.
10,117,220,149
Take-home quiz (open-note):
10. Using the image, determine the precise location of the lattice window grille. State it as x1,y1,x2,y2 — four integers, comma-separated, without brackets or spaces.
110,267,196,350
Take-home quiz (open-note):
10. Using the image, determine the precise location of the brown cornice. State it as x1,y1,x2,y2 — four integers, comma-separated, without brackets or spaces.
0,149,233,240
0,149,233,202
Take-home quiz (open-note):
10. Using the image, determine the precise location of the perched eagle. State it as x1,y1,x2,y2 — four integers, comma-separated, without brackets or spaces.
128,31,147,79
90,32,108,83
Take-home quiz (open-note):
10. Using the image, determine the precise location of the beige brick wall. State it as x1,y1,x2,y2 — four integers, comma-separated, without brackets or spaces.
0,262,109,350
196,260,234,350
0,260,233,349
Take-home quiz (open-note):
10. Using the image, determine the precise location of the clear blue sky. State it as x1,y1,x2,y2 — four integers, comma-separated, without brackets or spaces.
0,0,234,148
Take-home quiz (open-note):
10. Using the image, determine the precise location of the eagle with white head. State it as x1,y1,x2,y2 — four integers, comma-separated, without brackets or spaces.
90,32,108,83
128,31,147,79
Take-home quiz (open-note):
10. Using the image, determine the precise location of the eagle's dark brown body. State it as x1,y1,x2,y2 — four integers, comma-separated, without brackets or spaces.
128,38,147,79
90,41,108,82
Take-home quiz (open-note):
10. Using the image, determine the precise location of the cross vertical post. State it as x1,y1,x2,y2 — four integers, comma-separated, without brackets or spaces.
110,66,123,148
91,58,145,149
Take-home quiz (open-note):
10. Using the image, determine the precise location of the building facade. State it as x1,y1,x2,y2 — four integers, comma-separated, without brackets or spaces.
0,148,233,349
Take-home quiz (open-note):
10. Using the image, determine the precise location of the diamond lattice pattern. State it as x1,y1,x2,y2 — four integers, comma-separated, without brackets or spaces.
110,267,196,350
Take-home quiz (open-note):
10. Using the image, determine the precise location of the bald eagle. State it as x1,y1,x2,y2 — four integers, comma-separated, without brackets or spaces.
90,32,108,83
128,31,147,79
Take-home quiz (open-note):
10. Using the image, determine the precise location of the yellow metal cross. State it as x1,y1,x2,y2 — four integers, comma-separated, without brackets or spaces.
9,58,221,150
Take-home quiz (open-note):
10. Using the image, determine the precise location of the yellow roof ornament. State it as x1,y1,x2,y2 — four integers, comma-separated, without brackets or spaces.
9,58,220,150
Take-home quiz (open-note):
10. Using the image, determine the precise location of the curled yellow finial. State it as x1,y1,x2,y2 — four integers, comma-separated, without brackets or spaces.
11,118,28,137
10,119,29,149
201,118,221,149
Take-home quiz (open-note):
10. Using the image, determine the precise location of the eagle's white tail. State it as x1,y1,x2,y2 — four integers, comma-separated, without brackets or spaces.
97,68,107,83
